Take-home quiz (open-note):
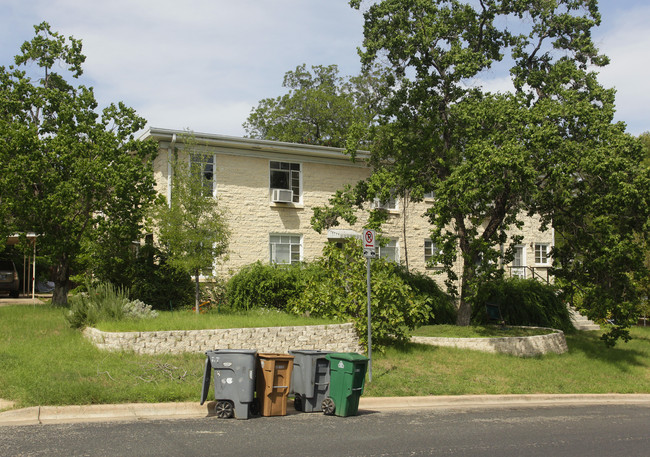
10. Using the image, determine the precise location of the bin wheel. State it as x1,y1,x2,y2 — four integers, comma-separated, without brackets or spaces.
322,397,335,415
249,399,260,416
293,395,303,412
215,400,234,419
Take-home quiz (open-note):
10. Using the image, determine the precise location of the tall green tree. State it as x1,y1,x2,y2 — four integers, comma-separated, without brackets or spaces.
311,0,650,343
153,132,230,313
243,64,385,147
0,23,158,305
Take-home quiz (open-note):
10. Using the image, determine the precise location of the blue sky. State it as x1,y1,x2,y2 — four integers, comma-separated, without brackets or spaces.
1,0,648,137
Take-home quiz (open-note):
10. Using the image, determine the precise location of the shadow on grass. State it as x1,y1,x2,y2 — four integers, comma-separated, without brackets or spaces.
566,329,649,370
384,340,441,354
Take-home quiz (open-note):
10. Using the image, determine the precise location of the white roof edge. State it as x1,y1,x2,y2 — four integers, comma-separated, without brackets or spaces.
327,229,362,239
139,127,370,162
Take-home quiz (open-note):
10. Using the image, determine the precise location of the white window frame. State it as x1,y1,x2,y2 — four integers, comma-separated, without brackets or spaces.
423,191,436,200
378,238,399,262
372,196,398,211
512,245,526,278
534,243,550,265
269,161,301,203
269,234,302,265
424,239,439,267
190,153,216,197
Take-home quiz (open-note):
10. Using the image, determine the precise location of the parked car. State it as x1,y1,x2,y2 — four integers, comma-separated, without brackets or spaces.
0,259,20,298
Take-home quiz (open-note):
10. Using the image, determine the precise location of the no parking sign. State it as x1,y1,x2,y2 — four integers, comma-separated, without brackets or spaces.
362,229,376,258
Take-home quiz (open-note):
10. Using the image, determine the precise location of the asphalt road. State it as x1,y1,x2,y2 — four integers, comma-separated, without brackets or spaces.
2,404,649,457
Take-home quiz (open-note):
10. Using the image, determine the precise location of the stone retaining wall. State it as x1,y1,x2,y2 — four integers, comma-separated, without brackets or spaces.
410,327,568,357
83,323,363,355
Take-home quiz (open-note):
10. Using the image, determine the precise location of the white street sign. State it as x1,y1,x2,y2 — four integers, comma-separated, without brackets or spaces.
363,229,376,249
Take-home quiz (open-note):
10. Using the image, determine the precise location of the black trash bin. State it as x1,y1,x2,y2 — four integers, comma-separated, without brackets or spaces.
289,349,332,412
200,349,257,419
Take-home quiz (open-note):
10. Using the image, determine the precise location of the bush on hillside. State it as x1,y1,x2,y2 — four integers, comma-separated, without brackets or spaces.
66,281,158,329
287,240,443,350
226,262,304,311
392,265,457,324
473,278,574,332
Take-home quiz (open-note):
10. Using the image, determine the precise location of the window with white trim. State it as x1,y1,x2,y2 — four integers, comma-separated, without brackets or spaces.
424,239,439,267
512,245,526,278
534,243,550,265
270,161,301,203
424,191,436,200
378,238,399,262
190,153,216,197
372,196,398,211
269,234,302,265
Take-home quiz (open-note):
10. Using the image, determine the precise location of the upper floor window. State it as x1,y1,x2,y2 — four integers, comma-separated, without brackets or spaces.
269,234,302,265
535,243,550,265
190,153,215,197
270,161,301,203
423,191,436,200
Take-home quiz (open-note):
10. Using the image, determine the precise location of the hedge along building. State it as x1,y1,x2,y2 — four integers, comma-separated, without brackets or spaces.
141,127,554,287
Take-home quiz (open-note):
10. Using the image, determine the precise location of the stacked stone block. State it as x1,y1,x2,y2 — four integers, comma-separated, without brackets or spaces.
83,323,363,355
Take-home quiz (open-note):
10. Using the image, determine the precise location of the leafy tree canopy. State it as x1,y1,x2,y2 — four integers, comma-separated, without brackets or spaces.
243,63,386,147
0,22,158,305
152,132,230,312
310,0,650,345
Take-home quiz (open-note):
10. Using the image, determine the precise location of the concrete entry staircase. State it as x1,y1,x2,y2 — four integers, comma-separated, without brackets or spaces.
569,307,601,331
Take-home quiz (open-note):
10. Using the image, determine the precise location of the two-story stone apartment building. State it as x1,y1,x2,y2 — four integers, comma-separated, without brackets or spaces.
141,127,554,287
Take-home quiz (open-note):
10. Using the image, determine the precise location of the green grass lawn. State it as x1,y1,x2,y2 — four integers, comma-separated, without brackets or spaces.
1,305,648,409
95,308,340,332
411,325,555,338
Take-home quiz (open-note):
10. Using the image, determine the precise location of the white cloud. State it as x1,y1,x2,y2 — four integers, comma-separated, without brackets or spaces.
594,4,650,135
2,0,646,136
2,0,364,136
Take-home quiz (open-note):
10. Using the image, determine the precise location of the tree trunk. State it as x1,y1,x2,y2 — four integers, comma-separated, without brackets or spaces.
194,270,200,314
51,256,70,306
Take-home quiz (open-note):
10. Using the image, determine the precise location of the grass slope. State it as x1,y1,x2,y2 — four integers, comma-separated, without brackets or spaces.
1,306,648,408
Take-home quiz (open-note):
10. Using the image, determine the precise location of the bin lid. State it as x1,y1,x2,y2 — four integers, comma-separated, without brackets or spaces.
289,349,333,356
326,352,368,363
257,352,295,360
205,349,257,355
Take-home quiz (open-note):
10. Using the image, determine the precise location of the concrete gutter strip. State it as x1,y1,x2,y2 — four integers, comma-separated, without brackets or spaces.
2,395,650,426
359,394,650,410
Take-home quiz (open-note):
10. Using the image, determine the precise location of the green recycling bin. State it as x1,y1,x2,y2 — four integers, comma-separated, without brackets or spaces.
322,352,368,417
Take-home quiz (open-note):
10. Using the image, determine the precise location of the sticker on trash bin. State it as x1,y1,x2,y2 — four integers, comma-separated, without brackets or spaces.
338,361,345,369
223,362,232,367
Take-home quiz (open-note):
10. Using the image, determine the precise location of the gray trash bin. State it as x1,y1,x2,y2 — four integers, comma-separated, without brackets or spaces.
200,349,257,419
289,349,332,412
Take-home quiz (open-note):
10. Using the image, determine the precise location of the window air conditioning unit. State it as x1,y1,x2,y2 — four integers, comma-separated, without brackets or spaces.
271,188,293,203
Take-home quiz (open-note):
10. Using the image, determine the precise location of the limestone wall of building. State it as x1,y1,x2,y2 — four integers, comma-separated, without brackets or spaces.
149,133,554,288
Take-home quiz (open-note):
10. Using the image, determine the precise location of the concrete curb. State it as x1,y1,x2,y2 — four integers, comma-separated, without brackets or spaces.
2,394,649,426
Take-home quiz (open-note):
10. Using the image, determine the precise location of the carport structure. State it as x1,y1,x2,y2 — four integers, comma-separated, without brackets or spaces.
4,233,38,300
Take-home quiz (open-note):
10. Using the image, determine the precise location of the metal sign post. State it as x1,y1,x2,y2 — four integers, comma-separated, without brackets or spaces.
362,229,376,382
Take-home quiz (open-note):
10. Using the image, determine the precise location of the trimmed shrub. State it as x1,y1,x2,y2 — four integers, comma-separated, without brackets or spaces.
392,265,457,324
129,255,195,311
226,262,303,311
473,278,574,332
